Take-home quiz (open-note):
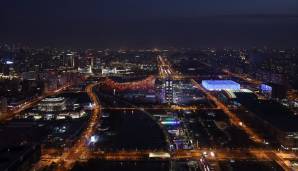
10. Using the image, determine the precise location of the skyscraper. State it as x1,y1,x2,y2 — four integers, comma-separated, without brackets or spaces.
66,53,75,68
163,79,173,104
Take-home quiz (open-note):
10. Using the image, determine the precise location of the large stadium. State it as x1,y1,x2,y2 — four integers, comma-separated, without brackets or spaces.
202,80,241,91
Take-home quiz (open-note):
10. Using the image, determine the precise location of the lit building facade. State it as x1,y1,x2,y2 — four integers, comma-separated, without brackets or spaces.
161,79,174,104
202,80,240,91
23,96,86,120
38,97,67,112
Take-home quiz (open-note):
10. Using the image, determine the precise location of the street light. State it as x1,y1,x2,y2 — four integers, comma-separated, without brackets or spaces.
210,151,215,157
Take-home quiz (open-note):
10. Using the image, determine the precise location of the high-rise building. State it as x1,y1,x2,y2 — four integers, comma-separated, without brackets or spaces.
90,57,94,69
162,79,173,104
65,53,75,68
94,57,101,69
0,97,7,113
1,60,14,76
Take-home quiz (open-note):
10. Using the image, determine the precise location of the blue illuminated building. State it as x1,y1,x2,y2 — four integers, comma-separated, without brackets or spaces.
5,60,14,65
260,84,272,93
202,80,240,91
160,117,180,125
161,120,180,125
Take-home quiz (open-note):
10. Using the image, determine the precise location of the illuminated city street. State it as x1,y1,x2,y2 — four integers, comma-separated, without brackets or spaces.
32,83,101,170
0,84,71,122
1,52,297,171
1,2,298,170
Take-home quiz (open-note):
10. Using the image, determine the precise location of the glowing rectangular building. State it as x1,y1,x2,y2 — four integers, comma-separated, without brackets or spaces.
260,84,272,93
202,80,240,91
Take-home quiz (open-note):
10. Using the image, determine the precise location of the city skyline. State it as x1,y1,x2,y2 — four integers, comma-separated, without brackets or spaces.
1,44,298,171
1,1,298,171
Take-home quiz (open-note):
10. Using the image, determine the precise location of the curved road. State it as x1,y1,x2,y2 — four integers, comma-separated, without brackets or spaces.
33,83,101,171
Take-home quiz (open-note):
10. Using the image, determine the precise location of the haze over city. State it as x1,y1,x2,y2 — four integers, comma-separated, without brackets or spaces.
1,0,298,48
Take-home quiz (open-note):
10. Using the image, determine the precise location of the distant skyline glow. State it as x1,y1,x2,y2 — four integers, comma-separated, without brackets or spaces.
1,0,297,48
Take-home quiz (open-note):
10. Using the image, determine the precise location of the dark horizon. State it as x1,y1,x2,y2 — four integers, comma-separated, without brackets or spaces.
1,0,298,49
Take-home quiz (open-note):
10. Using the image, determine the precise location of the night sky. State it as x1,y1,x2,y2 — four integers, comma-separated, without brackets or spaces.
1,0,298,48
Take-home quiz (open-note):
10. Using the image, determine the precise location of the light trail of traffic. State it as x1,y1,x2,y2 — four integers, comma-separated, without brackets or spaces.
38,148,298,165
56,83,102,170
100,106,216,110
